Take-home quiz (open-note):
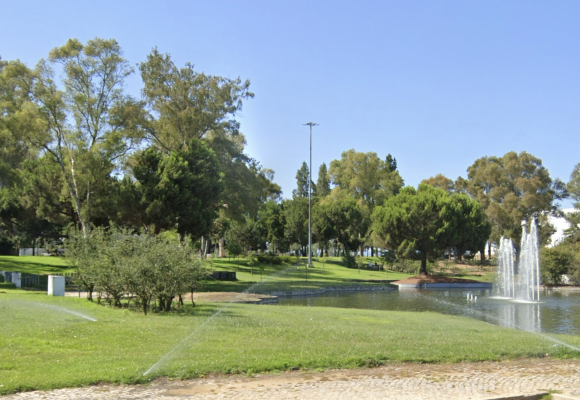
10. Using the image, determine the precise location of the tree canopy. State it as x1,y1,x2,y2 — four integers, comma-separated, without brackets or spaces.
372,184,490,275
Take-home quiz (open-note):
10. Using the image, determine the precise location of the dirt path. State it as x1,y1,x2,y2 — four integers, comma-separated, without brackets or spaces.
5,359,580,399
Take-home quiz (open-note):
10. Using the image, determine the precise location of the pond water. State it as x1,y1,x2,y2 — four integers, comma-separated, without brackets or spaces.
278,289,580,336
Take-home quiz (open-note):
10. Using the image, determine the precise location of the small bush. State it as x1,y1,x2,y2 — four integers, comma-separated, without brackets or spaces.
541,247,575,285
257,255,282,264
256,254,299,265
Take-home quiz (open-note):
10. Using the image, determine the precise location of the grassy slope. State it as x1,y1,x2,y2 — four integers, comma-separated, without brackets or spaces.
203,256,412,292
1,285,579,395
0,256,71,275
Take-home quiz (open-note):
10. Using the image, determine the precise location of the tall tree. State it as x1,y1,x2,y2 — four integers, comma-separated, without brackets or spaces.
1,38,144,236
421,174,455,193
329,150,403,208
140,49,279,223
372,184,490,275
292,161,312,198
456,151,566,249
386,153,397,172
316,163,330,197
258,200,286,253
568,162,580,209
314,198,366,255
329,150,404,255
283,197,309,255
130,140,223,238
139,48,253,151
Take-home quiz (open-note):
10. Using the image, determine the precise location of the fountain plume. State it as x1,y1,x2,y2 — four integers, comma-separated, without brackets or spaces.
496,219,541,302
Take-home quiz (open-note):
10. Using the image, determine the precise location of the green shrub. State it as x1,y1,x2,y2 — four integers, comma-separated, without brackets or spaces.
257,254,282,264
541,246,576,285
66,226,205,314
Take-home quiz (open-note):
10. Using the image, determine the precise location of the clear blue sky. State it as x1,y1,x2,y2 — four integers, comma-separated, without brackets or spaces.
2,0,579,208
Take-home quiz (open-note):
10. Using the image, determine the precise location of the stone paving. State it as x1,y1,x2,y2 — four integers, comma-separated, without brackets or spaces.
4,359,580,399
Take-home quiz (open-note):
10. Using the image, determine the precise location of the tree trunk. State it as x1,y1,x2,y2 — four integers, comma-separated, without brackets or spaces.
219,237,226,257
487,241,491,260
419,255,428,275
479,248,486,261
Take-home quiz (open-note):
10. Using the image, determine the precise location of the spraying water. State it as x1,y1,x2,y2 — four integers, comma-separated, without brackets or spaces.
495,219,541,302
143,263,299,376
5,299,97,321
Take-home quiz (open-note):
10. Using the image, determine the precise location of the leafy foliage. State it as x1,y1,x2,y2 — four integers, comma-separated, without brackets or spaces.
66,226,205,314
456,151,566,248
130,142,223,238
372,184,490,275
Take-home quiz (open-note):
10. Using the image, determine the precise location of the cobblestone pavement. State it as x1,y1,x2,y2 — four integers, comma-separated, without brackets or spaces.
5,359,580,399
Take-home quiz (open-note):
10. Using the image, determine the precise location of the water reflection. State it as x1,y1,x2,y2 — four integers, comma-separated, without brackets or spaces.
278,289,580,335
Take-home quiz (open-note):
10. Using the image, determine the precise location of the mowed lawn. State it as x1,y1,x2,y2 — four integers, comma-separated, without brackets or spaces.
203,256,412,292
0,255,412,292
1,284,579,395
0,256,72,275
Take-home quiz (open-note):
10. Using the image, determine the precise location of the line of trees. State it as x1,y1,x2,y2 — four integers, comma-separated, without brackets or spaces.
0,38,279,255
2,37,578,281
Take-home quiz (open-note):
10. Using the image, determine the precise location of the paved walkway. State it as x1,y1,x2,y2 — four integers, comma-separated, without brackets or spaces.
5,359,580,399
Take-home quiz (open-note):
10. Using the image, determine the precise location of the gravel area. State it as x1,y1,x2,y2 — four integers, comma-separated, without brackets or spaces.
4,359,580,399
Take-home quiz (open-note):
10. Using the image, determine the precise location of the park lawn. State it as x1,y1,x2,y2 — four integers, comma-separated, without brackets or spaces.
1,285,580,395
204,256,412,293
0,256,72,275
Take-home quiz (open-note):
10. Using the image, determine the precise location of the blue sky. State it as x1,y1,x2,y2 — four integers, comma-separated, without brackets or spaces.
2,0,579,208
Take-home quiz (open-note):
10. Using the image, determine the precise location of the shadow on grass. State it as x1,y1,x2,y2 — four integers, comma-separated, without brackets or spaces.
152,303,240,318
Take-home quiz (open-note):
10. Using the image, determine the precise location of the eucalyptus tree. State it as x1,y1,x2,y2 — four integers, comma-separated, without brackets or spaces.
1,38,144,236
421,174,455,193
328,150,404,255
456,151,566,250
139,49,280,248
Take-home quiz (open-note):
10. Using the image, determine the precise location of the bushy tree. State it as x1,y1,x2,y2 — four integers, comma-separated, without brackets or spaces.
314,198,366,256
130,141,223,238
66,226,205,314
456,151,566,250
421,174,455,193
540,247,576,285
372,184,491,275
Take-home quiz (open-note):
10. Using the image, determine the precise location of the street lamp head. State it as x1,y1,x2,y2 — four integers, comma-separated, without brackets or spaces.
303,122,319,127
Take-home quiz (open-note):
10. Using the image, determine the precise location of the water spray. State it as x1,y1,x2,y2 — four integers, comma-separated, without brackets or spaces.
143,262,300,376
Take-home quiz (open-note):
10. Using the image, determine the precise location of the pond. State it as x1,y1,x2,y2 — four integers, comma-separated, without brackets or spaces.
278,288,580,336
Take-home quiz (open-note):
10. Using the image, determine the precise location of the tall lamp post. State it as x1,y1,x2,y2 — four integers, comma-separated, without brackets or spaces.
303,122,318,268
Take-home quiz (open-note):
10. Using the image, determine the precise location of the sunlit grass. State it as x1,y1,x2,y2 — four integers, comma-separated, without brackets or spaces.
0,256,71,275
1,286,579,395
204,256,412,292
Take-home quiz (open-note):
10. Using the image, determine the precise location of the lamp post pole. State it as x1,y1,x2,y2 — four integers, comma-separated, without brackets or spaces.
304,122,318,268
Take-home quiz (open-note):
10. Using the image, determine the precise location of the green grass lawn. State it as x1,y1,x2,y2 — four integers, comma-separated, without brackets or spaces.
0,256,71,275
1,284,579,395
203,256,412,292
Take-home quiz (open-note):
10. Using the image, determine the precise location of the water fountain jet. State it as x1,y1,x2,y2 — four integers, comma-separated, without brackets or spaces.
495,219,541,302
